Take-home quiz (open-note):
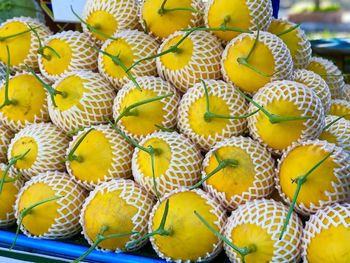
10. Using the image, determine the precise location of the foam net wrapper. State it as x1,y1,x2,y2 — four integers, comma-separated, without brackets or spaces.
157,31,223,93
222,31,293,94
38,31,98,82
202,136,275,211
0,72,50,132
0,63,5,81
0,125,13,162
205,0,272,43
15,171,87,239
302,203,350,263
308,56,345,99
49,71,116,133
293,69,331,114
113,76,180,142
323,115,350,154
66,124,134,190
342,84,350,101
139,0,204,41
149,188,227,262
132,131,202,197
330,99,350,116
98,30,159,90
224,199,302,263
177,79,248,151
83,0,139,45
7,123,70,180
247,80,325,155
80,179,154,251
0,17,52,72
275,140,350,215
0,163,24,228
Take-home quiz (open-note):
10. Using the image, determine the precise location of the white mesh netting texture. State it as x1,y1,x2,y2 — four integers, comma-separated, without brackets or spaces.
329,99,350,117
342,84,350,101
49,71,116,133
322,115,350,154
177,79,248,152
157,30,223,93
202,136,275,211
15,171,87,239
98,29,159,90
80,179,154,251
7,123,69,180
66,124,134,190
132,131,202,197
38,31,98,81
275,140,350,215
0,125,13,162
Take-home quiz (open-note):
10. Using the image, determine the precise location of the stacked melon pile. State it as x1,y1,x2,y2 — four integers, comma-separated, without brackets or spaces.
0,0,349,262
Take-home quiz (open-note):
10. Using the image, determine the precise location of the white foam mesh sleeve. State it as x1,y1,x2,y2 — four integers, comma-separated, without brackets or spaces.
330,99,350,116
247,80,325,155
113,76,180,142
0,125,13,162
38,31,98,82
224,199,302,263
132,131,202,197
149,188,227,263
342,84,350,101
80,179,154,251
302,203,350,263
7,123,69,180
157,30,223,93
15,171,87,239
322,115,350,154
49,71,116,133
202,136,275,211
66,124,134,190
275,140,350,215
177,79,248,152
98,29,159,90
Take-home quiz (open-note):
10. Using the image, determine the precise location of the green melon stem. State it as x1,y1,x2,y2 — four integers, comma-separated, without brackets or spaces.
277,23,301,37
126,199,171,250
73,225,138,263
65,128,94,163
10,195,63,250
154,124,174,133
115,93,174,124
0,149,30,194
158,0,202,16
0,45,15,110
220,15,231,28
323,114,350,131
279,151,333,240
194,211,256,263
0,26,40,42
201,80,260,122
25,65,67,107
235,88,313,124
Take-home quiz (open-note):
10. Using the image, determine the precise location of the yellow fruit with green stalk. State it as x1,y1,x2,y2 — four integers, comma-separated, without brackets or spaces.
0,125,12,162
140,0,204,39
157,30,223,93
135,188,226,262
12,171,87,248
81,0,139,44
177,79,249,151
247,80,325,154
307,56,345,99
98,30,159,90
320,115,350,154
268,18,311,69
293,69,331,114
113,76,179,141
222,199,302,263
329,99,350,121
46,71,115,133
0,163,23,228
198,136,275,211
276,140,350,218
222,31,293,94
38,31,98,82
65,125,134,190
0,17,51,71
302,203,350,263
74,179,154,263
205,0,272,42
6,123,69,180
132,131,202,197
